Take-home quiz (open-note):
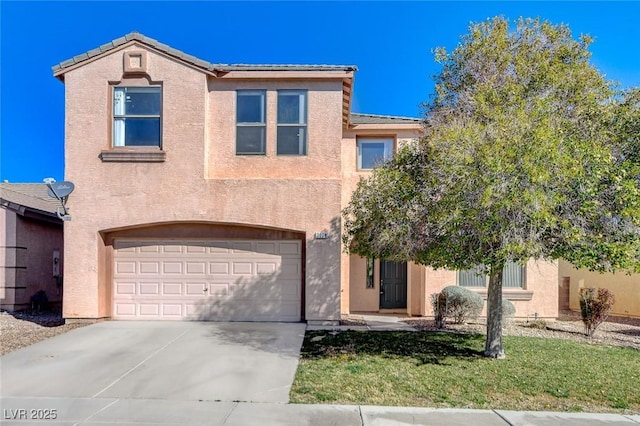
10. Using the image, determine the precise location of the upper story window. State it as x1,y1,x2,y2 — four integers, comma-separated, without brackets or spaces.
113,87,161,147
357,137,394,169
277,90,307,155
237,90,266,155
457,262,525,288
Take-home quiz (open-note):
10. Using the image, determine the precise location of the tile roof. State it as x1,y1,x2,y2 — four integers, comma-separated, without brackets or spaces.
350,113,422,125
52,32,357,76
0,183,61,216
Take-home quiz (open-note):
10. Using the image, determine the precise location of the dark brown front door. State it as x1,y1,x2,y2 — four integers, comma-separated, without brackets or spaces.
380,260,407,309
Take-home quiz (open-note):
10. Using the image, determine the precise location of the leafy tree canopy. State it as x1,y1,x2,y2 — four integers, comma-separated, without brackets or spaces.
343,17,640,358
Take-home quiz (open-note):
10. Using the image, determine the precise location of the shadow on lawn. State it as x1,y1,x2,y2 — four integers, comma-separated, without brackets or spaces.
302,330,485,365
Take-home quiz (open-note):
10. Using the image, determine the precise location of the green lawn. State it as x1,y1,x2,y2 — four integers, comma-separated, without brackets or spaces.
290,330,640,413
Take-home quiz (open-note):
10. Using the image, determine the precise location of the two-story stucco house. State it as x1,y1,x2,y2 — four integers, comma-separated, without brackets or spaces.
53,32,559,324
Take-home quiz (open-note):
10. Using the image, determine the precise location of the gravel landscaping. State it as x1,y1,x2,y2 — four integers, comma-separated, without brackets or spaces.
403,314,640,351
0,310,88,355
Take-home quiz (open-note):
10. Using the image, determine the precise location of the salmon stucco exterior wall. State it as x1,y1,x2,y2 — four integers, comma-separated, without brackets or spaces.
55,32,563,323
60,41,345,322
560,260,640,319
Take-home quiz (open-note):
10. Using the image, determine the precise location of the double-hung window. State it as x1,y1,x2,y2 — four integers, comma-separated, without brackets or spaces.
113,87,162,147
357,137,394,169
236,90,266,155
457,262,525,288
277,90,307,155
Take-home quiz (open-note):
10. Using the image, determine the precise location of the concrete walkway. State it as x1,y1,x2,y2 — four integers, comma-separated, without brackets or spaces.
1,397,638,425
307,314,418,331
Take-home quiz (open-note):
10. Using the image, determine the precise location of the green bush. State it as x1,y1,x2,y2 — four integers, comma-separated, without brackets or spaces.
431,286,484,328
502,299,516,322
579,287,615,337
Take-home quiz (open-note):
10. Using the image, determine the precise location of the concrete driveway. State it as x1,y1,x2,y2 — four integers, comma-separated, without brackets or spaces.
0,321,306,403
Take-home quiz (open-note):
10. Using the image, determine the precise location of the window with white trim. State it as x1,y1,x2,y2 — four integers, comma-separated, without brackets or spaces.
236,90,266,155
113,87,161,147
357,137,394,169
277,90,307,155
457,262,525,288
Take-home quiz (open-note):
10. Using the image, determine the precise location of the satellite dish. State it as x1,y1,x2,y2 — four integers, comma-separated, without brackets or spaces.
43,178,75,221
47,181,75,199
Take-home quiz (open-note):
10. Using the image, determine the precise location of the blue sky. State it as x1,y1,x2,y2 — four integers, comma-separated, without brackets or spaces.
1,1,639,183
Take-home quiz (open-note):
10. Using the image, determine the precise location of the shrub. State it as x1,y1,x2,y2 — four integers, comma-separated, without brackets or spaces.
431,286,484,328
502,299,516,323
524,319,547,330
579,287,615,337
30,290,48,312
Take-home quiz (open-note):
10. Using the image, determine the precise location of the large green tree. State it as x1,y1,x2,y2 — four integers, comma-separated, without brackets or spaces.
343,17,640,358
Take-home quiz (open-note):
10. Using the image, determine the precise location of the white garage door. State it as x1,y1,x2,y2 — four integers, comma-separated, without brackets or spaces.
112,240,302,321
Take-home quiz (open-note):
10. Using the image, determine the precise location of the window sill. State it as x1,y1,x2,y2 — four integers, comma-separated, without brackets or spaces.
468,288,534,301
100,148,166,163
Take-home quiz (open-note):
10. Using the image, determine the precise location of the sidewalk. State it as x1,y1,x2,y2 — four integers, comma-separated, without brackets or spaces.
307,314,418,331
1,397,639,425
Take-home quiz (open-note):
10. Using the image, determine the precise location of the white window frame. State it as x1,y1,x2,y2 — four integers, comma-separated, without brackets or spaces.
457,262,525,288
357,137,394,170
277,90,307,156
236,90,267,155
112,86,162,148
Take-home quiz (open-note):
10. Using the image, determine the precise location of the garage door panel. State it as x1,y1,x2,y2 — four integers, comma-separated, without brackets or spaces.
187,300,301,322
281,259,301,278
209,262,229,274
115,282,136,295
185,282,208,295
162,245,183,253
114,303,136,316
231,242,253,253
232,262,253,275
162,304,183,316
113,239,302,321
162,283,182,295
208,283,230,296
139,262,160,274
163,262,183,274
256,242,278,254
256,262,277,274
208,242,231,253
186,262,206,274
279,242,300,255
139,304,160,316
116,261,136,274
186,245,207,254
139,282,160,295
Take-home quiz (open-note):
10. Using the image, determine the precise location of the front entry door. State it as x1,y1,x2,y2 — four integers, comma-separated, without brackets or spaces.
380,260,407,309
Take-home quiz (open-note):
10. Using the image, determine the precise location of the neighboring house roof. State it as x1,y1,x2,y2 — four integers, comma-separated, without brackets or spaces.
0,183,62,221
350,113,422,125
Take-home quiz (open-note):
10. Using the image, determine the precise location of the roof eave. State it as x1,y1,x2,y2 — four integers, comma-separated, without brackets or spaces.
0,199,61,223
53,38,218,80
348,123,424,131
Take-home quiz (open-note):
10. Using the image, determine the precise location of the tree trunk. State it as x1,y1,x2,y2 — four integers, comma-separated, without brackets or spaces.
485,265,505,358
